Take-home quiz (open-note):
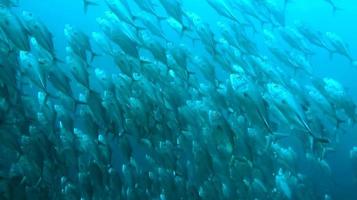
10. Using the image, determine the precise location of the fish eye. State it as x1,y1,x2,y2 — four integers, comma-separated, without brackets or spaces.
281,100,287,104
243,92,248,98
4,19,9,26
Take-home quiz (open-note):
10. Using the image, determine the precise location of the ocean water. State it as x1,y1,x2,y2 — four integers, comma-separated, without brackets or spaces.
1,0,357,199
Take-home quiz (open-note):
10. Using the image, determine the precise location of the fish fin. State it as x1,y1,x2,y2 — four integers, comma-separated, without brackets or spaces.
332,5,343,14
346,54,354,64
313,136,331,144
53,56,65,64
73,98,87,111
135,26,147,34
83,0,98,14
139,58,152,66
306,121,330,144
155,15,167,23
90,51,100,62
180,24,190,38
336,117,345,128
186,70,195,81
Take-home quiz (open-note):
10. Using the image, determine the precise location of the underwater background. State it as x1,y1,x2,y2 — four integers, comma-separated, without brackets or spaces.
1,0,357,199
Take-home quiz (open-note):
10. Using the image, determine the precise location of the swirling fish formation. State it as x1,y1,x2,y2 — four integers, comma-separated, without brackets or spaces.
0,0,356,199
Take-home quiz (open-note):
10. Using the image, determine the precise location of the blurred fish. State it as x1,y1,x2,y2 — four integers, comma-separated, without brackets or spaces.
0,7,30,51
266,82,330,143
324,31,354,63
22,11,57,59
0,0,355,199
64,24,98,62
206,0,240,23
133,0,165,21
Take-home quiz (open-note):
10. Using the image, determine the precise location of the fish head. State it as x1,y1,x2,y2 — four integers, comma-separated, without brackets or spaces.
21,11,35,23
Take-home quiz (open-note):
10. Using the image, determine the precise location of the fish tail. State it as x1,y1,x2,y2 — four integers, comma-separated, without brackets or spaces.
297,114,330,144
332,5,343,14
346,54,354,64
83,0,98,14
155,15,167,23
180,24,189,38
153,12,166,23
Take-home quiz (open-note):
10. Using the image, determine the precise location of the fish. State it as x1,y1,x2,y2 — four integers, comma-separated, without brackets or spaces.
228,0,267,27
266,82,330,143
105,0,137,27
306,85,342,126
91,31,115,56
324,31,354,63
64,24,98,62
158,0,189,35
295,22,330,51
136,14,168,42
18,51,48,91
22,11,55,56
206,0,240,23
0,7,30,51
133,0,165,21
65,46,90,88
97,12,142,59
279,26,314,56
0,0,355,199
228,72,273,134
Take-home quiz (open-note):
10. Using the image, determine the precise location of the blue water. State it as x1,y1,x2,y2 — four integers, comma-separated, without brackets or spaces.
4,0,357,199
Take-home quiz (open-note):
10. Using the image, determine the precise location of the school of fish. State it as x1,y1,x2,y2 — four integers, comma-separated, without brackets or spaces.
0,0,356,199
